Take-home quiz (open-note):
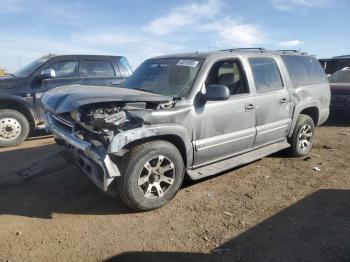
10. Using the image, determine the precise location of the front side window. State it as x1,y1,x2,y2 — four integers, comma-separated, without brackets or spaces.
249,57,283,92
122,58,203,97
206,59,249,95
329,69,350,83
282,55,327,87
85,60,115,77
48,60,79,78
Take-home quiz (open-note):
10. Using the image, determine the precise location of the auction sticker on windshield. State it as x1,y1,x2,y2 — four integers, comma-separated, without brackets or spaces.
176,60,199,67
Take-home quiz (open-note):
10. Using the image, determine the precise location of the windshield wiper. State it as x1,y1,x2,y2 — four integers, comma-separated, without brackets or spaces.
132,88,157,94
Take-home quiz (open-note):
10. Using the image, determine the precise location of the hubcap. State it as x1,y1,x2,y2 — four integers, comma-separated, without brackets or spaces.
298,124,313,151
0,118,22,141
138,155,175,199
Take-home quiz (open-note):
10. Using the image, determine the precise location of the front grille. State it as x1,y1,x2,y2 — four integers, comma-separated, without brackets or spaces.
51,113,75,134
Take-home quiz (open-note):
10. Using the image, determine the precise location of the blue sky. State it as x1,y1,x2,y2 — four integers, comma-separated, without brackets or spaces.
0,0,349,72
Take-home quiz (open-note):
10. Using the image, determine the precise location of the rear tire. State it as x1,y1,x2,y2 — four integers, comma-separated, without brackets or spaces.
289,114,315,157
0,109,30,148
116,140,185,211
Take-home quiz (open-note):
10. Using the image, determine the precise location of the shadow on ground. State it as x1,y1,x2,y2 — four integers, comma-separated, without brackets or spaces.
0,165,132,218
28,129,52,140
0,143,61,178
106,189,350,262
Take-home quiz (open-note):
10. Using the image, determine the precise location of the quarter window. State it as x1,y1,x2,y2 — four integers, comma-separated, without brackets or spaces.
249,57,283,92
282,55,327,87
85,60,116,77
117,57,132,77
48,60,79,78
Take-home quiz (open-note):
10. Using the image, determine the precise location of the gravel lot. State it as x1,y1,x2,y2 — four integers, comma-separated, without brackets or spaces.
0,113,349,262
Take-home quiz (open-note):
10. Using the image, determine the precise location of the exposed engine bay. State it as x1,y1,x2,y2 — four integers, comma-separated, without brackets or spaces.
63,100,175,148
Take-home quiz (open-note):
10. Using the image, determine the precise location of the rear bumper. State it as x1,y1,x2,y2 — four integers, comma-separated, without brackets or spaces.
45,112,121,192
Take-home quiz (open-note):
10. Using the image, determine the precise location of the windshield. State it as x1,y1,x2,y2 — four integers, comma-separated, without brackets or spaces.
329,70,350,83
122,58,203,97
14,57,49,77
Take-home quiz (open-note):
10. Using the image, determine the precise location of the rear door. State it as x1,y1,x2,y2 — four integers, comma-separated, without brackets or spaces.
248,57,292,147
81,59,124,87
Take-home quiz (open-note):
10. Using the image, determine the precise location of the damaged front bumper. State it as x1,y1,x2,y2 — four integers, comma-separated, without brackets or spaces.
45,112,121,192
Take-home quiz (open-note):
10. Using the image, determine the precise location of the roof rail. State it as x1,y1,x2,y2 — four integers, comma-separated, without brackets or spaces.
220,48,266,52
276,49,309,55
332,55,350,59
277,49,300,53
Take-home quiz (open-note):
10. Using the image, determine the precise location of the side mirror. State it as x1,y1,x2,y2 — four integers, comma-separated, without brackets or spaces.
40,69,56,79
205,84,230,101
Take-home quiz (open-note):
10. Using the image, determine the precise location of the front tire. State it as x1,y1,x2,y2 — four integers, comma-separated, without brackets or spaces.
289,114,315,157
0,109,30,148
116,140,185,211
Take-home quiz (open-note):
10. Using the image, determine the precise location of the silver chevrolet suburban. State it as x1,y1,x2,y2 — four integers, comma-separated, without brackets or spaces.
41,48,330,211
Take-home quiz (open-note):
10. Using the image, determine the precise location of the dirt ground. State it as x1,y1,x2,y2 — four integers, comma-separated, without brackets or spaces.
0,113,349,262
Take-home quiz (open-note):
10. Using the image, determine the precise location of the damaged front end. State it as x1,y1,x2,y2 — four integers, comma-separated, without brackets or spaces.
42,86,175,193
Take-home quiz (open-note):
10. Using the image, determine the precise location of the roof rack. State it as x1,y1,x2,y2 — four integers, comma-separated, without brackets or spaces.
220,48,266,52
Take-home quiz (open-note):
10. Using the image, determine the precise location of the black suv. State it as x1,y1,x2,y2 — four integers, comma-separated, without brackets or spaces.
0,54,132,147
319,55,350,75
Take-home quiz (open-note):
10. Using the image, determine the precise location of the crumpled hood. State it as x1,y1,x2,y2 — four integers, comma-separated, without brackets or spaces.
41,84,172,113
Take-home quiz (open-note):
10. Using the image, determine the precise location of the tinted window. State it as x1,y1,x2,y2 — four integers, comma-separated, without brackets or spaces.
117,57,132,77
329,69,350,83
249,57,283,92
85,60,115,77
48,60,79,78
282,55,327,86
206,60,249,95
122,58,203,97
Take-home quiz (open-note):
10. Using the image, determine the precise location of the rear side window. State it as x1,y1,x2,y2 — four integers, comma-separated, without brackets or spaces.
249,57,283,92
85,60,115,77
117,57,132,77
282,55,327,87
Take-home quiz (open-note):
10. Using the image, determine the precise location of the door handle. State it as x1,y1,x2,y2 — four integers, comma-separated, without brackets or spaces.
280,97,288,104
111,80,122,85
245,103,255,111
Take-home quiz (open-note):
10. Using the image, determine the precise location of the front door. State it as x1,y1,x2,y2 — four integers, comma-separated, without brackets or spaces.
193,59,256,167
33,59,80,119
248,57,292,147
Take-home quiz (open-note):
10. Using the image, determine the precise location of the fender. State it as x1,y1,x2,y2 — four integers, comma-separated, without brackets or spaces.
0,94,40,125
288,100,320,137
108,124,193,167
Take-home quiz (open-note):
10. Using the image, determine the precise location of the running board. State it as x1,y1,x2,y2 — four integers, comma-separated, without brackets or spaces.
187,139,290,180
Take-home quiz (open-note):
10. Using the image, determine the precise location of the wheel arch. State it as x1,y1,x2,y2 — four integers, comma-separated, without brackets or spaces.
0,98,36,129
288,102,320,138
108,126,193,168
